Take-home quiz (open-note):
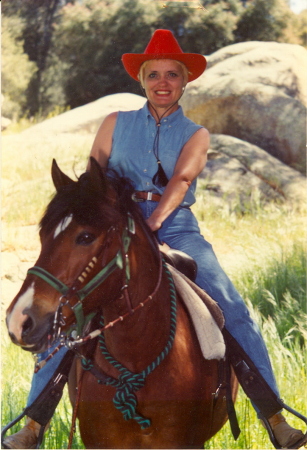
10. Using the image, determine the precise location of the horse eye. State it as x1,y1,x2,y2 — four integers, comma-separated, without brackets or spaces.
75,232,96,246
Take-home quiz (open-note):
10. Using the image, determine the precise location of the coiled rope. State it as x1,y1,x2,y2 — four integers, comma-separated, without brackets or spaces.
82,262,177,429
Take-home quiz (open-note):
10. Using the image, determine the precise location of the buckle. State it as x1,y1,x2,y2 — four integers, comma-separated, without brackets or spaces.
131,193,145,202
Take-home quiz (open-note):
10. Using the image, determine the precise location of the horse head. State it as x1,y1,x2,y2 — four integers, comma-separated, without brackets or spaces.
6,157,153,353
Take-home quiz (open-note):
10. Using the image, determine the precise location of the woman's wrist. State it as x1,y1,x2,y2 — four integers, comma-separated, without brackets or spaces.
146,215,162,232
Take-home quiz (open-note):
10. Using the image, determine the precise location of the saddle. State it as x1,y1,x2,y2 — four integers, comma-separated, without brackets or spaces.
160,244,225,361
159,244,197,281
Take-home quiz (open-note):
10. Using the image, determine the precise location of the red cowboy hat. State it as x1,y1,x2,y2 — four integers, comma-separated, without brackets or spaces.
122,29,207,83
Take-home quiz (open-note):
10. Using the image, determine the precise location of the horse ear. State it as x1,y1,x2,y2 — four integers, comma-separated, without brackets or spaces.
51,159,74,191
88,157,108,196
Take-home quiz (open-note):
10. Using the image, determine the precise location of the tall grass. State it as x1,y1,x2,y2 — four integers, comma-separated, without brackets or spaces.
235,243,307,347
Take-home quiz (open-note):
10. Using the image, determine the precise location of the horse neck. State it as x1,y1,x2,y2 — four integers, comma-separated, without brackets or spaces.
100,222,171,372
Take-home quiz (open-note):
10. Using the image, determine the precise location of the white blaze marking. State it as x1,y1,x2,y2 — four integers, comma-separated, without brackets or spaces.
7,283,35,342
54,214,73,239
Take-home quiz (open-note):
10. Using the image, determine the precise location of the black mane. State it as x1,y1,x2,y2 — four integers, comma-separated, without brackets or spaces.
40,169,145,234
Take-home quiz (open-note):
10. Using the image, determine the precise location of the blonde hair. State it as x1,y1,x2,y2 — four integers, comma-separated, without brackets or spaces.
138,59,190,87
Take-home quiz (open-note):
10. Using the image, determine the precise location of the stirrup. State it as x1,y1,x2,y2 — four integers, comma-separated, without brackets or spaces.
1,412,45,449
223,330,307,448
260,403,307,449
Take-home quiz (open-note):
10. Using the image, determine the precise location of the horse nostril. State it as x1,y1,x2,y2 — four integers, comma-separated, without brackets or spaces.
8,331,18,345
22,316,34,338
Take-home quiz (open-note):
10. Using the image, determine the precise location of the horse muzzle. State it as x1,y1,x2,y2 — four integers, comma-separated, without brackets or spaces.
6,308,55,353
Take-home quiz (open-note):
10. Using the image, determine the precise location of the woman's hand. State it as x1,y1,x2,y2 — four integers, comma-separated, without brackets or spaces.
146,216,162,232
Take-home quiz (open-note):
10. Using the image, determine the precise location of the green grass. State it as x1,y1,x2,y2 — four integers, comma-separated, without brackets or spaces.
1,126,306,448
235,243,307,347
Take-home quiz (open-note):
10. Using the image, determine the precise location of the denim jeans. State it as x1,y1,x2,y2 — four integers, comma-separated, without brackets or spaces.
139,202,279,398
27,343,69,406
27,202,279,409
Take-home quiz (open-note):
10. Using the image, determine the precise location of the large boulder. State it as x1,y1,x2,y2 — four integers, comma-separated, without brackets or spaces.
199,134,306,209
181,41,307,172
21,93,146,136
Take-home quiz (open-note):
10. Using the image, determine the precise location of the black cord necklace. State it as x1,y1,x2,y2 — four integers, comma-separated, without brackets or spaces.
140,83,185,188
149,101,177,188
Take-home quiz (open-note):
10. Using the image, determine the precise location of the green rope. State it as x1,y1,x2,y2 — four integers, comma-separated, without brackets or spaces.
81,358,93,371
96,261,177,429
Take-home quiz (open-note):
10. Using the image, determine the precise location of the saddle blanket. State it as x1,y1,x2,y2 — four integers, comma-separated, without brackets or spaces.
167,264,226,360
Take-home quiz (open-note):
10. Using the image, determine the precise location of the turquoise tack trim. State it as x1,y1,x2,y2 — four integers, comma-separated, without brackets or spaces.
86,261,177,429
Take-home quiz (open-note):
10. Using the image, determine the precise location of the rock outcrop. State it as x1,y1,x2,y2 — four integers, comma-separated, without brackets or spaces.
201,134,306,208
181,41,307,171
21,93,146,135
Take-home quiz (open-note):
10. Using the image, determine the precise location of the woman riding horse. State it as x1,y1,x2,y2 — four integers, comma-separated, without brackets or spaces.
4,29,307,449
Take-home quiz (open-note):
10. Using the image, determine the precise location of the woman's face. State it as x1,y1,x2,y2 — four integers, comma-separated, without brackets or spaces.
142,59,186,112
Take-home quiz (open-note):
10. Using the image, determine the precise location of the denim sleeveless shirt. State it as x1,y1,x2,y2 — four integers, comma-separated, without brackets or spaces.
109,102,202,206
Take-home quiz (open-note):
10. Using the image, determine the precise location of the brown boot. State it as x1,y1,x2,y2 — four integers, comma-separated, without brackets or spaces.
266,413,306,449
2,418,42,449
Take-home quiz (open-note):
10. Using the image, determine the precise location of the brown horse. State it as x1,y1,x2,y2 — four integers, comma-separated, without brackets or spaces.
6,158,237,449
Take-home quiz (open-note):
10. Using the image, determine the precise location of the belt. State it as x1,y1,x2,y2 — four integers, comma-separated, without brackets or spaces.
132,191,162,202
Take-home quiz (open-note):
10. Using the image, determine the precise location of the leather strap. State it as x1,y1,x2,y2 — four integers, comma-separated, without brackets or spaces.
132,191,162,202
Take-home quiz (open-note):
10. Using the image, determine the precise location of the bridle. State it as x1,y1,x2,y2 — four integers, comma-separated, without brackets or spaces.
3,211,173,443
27,213,163,354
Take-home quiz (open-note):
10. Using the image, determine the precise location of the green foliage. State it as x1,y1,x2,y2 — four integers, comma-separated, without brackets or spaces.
38,53,68,115
1,133,91,227
1,16,37,120
2,0,71,117
153,0,242,54
49,0,153,108
153,3,192,36
1,334,84,448
296,10,307,46
235,0,291,42
183,1,242,54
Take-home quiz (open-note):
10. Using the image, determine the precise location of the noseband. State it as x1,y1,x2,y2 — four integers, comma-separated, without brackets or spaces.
27,214,161,342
